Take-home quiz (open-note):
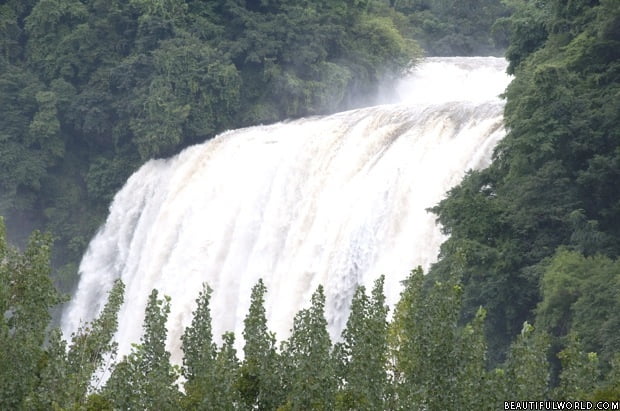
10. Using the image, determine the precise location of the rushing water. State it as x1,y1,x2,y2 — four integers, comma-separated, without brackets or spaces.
62,57,511,362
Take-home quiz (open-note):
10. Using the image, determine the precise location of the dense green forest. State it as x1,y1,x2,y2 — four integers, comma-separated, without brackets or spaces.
398,0,510,55
2,0,620,408
427,0,620,372
2,220,618,409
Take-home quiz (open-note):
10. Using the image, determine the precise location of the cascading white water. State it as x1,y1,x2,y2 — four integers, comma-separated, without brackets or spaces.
62,57,511,363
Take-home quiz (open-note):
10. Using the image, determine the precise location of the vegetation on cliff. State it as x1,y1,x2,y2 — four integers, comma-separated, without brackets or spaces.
428,0,620,372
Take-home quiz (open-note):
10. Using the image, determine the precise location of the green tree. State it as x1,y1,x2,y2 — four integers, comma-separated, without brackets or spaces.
503,322,550,400
104,289,180,410
0,2,27,64
25,328,70,409
181,283,220,410
0,218,125,409
498,0,550,74
388,267,425,407
24,0,88,82
0,217,63,409
238,279,281,410
334,276,389,410
454,307,496,409
0,66,48,212
280,286,335,410
208,332,242,410
555,334,599,399
536,249,620,364
26,280,125,409
130,34,240,159
401,0,509,56
428,0,620,366
389,267,463,409
591,354,620,401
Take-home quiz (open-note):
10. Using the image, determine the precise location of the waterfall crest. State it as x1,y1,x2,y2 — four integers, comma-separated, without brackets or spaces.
62,57,512,362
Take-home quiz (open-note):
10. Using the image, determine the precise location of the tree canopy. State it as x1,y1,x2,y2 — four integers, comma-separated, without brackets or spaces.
428,0,620,369
2,221,618,409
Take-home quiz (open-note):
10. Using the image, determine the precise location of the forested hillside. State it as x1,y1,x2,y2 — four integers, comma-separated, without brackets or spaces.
397,0,510,55
428,0,620,372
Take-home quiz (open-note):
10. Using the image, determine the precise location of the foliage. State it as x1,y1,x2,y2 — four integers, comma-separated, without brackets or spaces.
238,279,281,410
554,334,600,399
395,0,510,56
389,267,501,409
180,284,242,409
503,322,550,400
389,267,462,408
103,289,180,410
536,249,620,365
428,0,620,366
279,286,334,410
334,276,388,410
0,217,62,409
2,222,619,409
181,283,217,408
497,0,550,74
0,217,124,409
209,332,242,410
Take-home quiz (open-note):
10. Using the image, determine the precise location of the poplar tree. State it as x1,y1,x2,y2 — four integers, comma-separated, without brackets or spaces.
591,354,620,401
238,279,281,410
388,267,463,409
503,322,550,401
210,332,242,410
454,307,495,410
104,289,180,410
335,276,389,410
181,283,218,409
280,286,335,410
66,279,124,400
388,267,426,407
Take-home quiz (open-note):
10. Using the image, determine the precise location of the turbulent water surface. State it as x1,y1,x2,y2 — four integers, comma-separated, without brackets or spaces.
62,57,512,362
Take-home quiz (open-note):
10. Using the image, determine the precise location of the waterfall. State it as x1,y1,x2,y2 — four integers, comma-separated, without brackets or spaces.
62,57,511,363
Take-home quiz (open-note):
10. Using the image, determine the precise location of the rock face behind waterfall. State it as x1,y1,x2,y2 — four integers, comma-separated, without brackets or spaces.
62,57,512,362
